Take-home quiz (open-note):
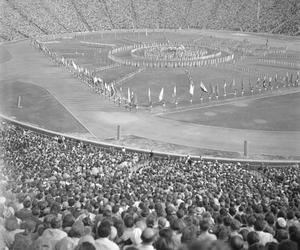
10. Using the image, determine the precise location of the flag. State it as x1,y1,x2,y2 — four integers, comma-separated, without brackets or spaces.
172,86,177,98
159,87,164,102
256,78,260,87
262,76,267,88
107,84,111,96
111,83,115,96
231,79,236,90
134,92,138,105
200,82,208,93
148,88,151,104
127,88,131,103
215,85,219,96
72,61,77,71
131,91,135,104
209,83,214,95
290,73,293,83
189,82,194,96
268,77,272,87
93,77,98,84
285,74,289,85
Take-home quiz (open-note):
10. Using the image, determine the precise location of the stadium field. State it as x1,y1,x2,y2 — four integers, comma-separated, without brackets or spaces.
162,91,300,131
47,31,300,108
1,30,300,159
0,47,12,64
0,80,89,136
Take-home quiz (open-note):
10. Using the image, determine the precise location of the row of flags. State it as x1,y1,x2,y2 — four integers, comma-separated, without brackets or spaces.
144,81,209,104
69,59,119,98
126,71,299,105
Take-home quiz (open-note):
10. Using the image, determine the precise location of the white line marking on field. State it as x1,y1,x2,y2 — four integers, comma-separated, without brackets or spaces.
41,41,60,44
37,85,98,139
80,41,116,47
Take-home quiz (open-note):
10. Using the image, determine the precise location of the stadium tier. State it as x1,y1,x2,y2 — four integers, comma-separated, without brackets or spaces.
0,120,300,250
0,0,299,41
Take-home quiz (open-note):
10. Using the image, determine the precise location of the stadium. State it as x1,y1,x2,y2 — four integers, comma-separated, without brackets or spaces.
0,1,300,250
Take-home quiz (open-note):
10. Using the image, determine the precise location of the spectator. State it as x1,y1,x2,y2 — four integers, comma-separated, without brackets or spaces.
254,219,276,246
198,218,217,242
12,219,36,250
95,221,119,250
138,228,156,250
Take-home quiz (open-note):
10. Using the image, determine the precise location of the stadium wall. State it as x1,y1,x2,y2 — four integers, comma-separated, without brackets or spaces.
1,114,299,165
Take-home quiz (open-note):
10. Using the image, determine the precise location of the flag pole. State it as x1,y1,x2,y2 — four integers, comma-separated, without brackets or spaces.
17,96,22,108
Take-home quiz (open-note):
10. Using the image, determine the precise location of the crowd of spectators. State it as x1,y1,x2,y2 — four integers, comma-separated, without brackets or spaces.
0,0,298,42
0,120,299,250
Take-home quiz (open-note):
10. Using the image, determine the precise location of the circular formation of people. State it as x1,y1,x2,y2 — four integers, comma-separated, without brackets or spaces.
0,121,299,250
140,45,208,61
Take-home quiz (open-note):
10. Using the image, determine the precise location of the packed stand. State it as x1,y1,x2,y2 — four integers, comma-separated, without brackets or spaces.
7,0,64,35
1,0,299,41
0,0,42,39
0,120,300,250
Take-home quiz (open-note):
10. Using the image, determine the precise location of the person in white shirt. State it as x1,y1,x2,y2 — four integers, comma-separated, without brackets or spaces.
254,219,277,246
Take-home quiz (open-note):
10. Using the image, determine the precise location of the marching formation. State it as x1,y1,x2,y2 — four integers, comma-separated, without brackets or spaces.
108,42,234,68
31,37,300,111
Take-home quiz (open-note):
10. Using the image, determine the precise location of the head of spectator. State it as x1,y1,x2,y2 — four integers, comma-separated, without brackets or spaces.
277,239,298,250
248,243,265,250
254,219,264,232
275,218,287,230
97,221,111,239
181,226,197,244
141,228,155,245
230,235,245,250
265,242,278,250
247,231,260,246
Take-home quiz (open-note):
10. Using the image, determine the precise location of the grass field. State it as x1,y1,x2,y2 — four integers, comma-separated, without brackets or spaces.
48,31,299,107
0,47,12,64
162,92,300,131
0,80,88,135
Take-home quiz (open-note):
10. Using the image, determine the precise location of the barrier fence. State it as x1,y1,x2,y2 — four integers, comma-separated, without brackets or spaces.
1,114,299,165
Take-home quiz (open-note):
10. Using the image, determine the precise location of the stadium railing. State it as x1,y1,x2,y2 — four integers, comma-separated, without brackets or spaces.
1,114,299,165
